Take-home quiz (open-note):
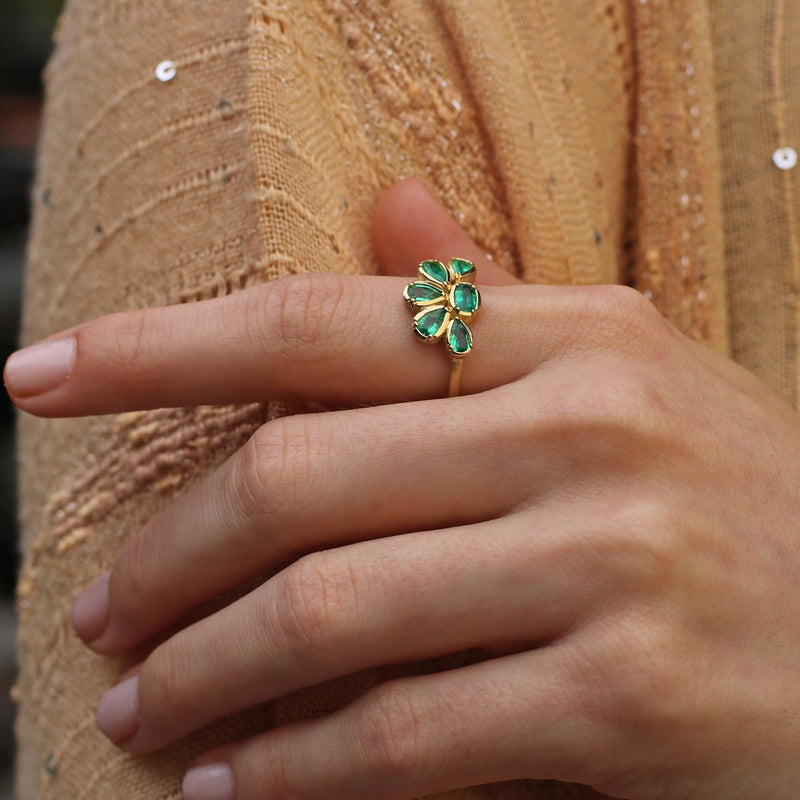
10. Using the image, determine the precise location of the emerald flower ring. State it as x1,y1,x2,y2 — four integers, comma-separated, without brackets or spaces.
402,258,481,397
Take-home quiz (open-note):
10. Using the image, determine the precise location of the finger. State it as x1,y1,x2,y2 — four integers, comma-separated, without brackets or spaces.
373,177,522,286
72,385,544,654
3,273,590,417
180,646,613,800
95,514,603,755
372,179,772,409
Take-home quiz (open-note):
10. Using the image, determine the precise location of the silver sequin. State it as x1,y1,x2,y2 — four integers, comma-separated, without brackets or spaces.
155,60,177,82
773,147,798,170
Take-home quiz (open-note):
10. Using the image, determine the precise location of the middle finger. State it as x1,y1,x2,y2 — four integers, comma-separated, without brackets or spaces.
72,384,549,654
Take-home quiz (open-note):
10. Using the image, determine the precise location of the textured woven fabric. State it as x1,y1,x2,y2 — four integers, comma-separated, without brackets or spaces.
711,0,800,406
11,0,799,797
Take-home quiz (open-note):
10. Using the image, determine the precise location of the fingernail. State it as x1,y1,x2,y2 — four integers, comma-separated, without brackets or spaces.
182,763,234,800
71,572,110,644
96,675,140,745
4,337,77,398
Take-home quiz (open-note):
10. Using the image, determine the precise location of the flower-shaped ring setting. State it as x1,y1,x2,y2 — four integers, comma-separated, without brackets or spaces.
402,258,481,397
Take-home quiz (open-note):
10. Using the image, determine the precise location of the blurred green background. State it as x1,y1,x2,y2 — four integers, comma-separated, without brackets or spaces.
1,0,65,795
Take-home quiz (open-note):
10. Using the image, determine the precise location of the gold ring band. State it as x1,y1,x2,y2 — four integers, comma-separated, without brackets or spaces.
402,258,481,398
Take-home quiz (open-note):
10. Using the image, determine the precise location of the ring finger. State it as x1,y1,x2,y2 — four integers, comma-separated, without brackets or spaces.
95,509,602,756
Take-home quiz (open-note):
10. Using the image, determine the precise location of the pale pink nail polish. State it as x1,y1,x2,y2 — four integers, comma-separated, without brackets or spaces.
182,763,234,800
96,675,140,744
4,337,77,398
71,572,110,644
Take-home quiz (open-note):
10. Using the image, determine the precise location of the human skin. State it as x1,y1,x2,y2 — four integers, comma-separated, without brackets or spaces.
5,178,800,800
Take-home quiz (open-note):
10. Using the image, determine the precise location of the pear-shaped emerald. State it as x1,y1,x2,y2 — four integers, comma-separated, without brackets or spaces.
419,260,448,285
414,307,449,339
451,258,475,279
405,282,446,304
448,318,473,355
451,283,479,314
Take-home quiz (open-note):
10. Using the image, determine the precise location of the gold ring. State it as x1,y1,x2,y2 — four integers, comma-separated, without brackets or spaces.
402,258,481,398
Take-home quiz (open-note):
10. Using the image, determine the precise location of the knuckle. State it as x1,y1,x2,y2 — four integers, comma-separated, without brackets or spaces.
234,417,315,522
248,741,297,799
593,380,651,433
275,552,358,657
561,371,639,424
576,285,667,353
105,308,150,372
257,273,349,361
574,608,693,734
536,368,670,452
558,504,697,733
354,685,426,781
611,619,690,729
139,638,193,722
613,500,685,587
582,498,685,593
113,528,156,624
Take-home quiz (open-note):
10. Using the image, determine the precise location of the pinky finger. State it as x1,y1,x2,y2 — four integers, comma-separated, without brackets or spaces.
182,644,619,800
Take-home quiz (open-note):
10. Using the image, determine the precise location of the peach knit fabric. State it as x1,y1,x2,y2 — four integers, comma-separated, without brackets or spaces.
11,0,799,798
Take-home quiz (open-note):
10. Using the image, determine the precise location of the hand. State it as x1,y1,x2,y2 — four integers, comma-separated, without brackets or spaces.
6,178,800,800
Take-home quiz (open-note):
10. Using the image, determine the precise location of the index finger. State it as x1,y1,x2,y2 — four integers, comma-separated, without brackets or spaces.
3,273,581,417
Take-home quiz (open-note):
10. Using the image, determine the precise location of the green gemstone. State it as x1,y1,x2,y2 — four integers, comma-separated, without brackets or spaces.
452,283,479,313
415,307,448,339
451,258,475,277
406,282,446,303
419,260,448,284
448,318,472,355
